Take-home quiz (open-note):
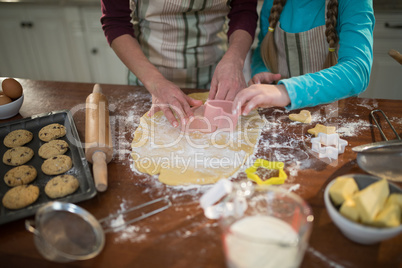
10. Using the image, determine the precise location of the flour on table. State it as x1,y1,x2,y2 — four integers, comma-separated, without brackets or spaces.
307,247,345,268
109,91,152,162
356,98,378,110
337,119,373,137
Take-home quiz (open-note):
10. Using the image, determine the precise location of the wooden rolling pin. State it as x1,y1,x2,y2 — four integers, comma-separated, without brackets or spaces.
85,84,113,192
388,49,402,65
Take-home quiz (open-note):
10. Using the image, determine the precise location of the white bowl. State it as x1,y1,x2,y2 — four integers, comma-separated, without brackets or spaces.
0,94,24,119
324,174,402,245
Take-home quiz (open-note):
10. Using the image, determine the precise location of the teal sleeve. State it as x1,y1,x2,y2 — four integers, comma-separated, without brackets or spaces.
251,0,272,76
251,31,270,76
281,0,374,110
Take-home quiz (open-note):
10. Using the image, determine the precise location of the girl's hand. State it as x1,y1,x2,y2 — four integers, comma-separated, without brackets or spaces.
232,84,291,116
248,72,282,86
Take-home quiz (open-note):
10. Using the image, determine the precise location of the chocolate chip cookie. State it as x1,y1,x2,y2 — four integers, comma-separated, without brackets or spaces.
2,146,34,166
4,165,37,187
41,155,72,175
38,123,66,142
45,174,80,199
38,140,69,159
3,129,33,148
2,184,40,210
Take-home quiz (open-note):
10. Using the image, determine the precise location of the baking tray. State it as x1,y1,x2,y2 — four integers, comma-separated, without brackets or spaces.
0,110,96,225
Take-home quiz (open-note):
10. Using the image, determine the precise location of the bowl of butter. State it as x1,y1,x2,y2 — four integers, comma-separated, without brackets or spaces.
324,174,402,244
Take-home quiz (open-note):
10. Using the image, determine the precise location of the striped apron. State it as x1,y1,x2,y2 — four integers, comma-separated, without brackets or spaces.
129,0,230,88
273,0,337,78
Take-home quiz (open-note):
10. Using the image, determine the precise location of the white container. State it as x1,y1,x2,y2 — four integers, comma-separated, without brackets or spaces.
0,94,23,119
220,184,313,268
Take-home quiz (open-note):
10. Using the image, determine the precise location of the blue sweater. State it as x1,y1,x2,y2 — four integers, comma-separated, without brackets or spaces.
252,0,374,110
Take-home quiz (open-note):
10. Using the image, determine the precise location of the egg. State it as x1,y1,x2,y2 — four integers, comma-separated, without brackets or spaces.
2,78,23,99
0,94,12,106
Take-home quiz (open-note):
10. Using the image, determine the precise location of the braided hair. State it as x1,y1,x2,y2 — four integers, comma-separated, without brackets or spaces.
323,0,339,69
260,0,339,74
260,0,287,74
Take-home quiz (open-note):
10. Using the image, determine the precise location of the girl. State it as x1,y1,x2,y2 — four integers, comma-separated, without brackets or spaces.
233,0,374,115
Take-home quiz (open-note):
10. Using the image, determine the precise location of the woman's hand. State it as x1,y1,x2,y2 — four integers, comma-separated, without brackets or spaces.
110,35,203,128
209,30,252,101
232,84,291,116
209,55,247,101
147,77,203,128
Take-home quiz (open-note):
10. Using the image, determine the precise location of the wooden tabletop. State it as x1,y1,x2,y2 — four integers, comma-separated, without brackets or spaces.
0,79,401,268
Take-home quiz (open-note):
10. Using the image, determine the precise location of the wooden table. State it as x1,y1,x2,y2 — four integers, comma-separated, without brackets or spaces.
0,79,401,268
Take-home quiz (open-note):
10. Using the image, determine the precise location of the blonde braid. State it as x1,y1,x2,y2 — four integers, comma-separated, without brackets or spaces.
260,0,287,74
323,0,339,69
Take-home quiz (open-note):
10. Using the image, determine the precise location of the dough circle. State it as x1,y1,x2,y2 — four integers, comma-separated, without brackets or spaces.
131,92,265,185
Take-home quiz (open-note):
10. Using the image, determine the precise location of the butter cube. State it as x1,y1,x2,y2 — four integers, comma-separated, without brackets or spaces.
340,198,359,222
373,203,401,228
354,179,389,224
385,193,402,209
329,177,359,206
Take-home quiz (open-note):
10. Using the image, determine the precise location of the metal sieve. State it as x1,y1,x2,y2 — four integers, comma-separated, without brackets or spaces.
353,109,402,182
25,197,171,263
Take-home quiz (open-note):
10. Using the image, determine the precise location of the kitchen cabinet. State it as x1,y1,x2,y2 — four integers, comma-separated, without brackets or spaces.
80,7,128,85
360,12,402,100
0,5,90,82
0,4,127,85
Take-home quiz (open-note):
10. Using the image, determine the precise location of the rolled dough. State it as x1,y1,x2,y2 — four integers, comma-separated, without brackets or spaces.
131,92,265,185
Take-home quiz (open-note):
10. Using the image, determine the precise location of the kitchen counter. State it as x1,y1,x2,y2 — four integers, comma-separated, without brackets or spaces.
0,79,401,268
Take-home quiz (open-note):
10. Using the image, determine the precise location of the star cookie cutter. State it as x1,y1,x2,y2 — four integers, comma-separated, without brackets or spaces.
184,100,239,133
311,132,348,160
245,158,287,185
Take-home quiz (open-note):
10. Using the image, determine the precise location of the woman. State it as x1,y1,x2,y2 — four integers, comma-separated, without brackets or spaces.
101,0,258,127
233,0,374,115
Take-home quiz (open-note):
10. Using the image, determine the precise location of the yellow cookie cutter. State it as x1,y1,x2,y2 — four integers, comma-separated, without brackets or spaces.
245,159,287,185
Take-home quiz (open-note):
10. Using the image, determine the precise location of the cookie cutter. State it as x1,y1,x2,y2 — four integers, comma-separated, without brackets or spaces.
204,100,239,131
245,158,287,185
25,197,171,263
200,179,251,220
311,133,348,160
200,179,234,219
184,100,239,133
185,105,217,133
